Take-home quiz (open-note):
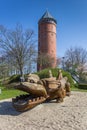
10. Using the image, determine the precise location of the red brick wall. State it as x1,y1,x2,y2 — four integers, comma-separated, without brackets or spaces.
38,22,57,70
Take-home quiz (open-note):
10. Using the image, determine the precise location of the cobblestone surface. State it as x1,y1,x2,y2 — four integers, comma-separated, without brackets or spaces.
0,91,87,130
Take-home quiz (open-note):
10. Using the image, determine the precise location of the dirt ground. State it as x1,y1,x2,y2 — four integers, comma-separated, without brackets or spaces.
0,91,87,130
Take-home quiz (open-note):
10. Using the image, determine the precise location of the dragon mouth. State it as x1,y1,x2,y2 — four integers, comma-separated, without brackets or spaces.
12,94,46,112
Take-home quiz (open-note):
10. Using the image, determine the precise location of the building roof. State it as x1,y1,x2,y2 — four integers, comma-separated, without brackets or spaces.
41,11,54,19
38,11,57,24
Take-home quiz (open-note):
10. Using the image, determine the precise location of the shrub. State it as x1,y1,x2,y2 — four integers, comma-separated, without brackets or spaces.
36,68,59,79
9,75,21,83
78,84,87,89
36,68,74,88
74,83,79,88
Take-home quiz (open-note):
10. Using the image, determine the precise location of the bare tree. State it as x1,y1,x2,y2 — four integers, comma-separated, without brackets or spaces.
0,24,37,76
0,55,9,79
63,46,87,74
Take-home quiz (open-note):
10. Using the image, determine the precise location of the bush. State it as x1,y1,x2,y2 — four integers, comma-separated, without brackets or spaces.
9,75,21,83
74,83,79,88
36,68,74,88
35,68,57,79
78,84,87,89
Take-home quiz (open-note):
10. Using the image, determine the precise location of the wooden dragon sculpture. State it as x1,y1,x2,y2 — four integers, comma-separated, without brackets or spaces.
12,70,71,112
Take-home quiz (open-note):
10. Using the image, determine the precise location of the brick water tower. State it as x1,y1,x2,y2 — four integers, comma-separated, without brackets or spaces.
37,11,57,71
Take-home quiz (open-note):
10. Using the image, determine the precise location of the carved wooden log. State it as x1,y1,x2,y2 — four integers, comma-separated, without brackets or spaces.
12,75,71,112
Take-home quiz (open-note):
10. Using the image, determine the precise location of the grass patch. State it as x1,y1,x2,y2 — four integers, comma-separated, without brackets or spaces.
0,84,27,100
71,87,87,92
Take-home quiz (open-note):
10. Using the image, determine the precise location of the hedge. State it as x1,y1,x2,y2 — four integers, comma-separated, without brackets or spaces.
78,84,87,89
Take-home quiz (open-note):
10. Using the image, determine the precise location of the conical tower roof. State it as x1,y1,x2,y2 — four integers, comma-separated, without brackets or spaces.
38,11,57,24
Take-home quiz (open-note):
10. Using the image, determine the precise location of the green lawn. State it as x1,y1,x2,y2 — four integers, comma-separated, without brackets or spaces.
71,87,87,92
0,84,27,100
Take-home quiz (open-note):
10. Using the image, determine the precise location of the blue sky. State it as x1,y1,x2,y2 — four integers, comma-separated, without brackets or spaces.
0,0,87,57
